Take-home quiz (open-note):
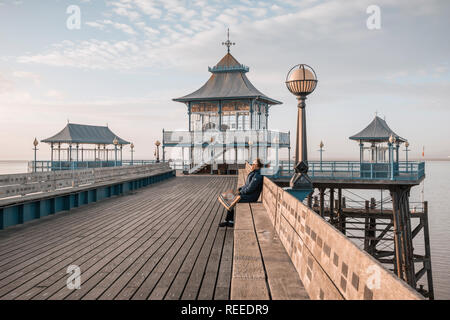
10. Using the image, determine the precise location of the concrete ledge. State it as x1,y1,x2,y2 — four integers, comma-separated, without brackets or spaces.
261,175,424,300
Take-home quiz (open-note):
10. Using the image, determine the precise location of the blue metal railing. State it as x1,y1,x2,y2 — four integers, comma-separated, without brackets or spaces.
28,160,158,172
208,64,249,73
274,160,425,181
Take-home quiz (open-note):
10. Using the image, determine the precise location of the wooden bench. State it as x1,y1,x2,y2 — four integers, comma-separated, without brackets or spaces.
231,170,309,300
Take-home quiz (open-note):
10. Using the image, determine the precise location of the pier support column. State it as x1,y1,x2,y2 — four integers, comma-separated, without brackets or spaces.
364,200,370,252
368,198,377,255
337,188,343,232
329,188,335,224
341,196,346,235
319,188,325,218
421,201,434,299
390,186,416,288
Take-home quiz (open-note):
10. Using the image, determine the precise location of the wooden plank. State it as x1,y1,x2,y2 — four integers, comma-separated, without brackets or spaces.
0,176,237,300
231,197,269,302
196,213,227,300
250,203,309,300
0,178,176,259
162,178,234,300
49,177,215,300
103,177,233,300
178,191,230,300
122,178,227,300
1,179,190,299
213,227,233,300
0,185,174,285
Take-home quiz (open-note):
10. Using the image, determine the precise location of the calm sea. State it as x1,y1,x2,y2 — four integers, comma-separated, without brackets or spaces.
0,160,449,299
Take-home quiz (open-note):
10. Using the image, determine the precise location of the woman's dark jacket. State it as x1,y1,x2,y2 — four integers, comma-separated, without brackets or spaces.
238,169,263,202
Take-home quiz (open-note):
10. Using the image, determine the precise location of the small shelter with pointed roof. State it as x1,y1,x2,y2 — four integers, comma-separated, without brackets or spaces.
349,115,407,164
41,123,131,170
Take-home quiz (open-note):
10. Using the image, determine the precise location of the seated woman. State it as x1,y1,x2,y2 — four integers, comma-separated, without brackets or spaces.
218,158,263,228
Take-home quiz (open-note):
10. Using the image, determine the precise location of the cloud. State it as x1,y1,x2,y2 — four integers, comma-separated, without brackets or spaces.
112,7,141,21
0,74,13,93
12,71,41,85
45,89,64,99
102,19,136,35
85,21,106,30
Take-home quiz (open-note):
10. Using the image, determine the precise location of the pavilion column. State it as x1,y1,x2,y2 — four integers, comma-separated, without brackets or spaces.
69,144,72,169
250,99,254,130
181,147,184,171
265,105,269,129
218,101,222,131
120,145,123,164
257,103,261,130
396,143,400,163
81,146,84,162
359,142,364,163
188,102,192,132
50,143,54,165
76,144,79,168
98,145,101,166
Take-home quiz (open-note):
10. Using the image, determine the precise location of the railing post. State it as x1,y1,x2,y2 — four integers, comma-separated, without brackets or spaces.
370,163,373,179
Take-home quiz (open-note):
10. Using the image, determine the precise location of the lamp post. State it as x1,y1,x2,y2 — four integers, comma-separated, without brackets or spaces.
155,140,161,163
389,134,396,180
318,141,324,171
404,141,410,172
113,137,119,167
33,138,39,173
285,64,318,191
130,143,135,165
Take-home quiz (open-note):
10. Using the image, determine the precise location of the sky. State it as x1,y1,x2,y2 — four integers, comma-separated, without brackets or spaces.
0,0,449,161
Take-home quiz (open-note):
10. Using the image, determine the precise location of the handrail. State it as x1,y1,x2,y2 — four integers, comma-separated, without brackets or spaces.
0,163,171,200
275,160,425,181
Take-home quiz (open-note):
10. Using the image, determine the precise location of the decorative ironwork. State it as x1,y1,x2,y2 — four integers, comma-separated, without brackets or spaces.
222,28,235,53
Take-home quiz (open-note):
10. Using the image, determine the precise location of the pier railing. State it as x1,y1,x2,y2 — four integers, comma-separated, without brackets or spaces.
28,160,157,172
276,160,425,181
0,163,170,200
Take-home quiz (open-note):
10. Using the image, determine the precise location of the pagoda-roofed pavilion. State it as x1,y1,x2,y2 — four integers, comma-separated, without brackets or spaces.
41,123,130,170
350,115,407,163
173,52,282,132
164,31,289,174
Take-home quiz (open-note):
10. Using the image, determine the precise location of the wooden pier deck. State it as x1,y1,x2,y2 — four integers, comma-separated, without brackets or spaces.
0,176,236,300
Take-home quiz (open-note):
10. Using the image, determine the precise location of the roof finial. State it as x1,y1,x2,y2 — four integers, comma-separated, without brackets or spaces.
222,28,235,54
375,110,378,117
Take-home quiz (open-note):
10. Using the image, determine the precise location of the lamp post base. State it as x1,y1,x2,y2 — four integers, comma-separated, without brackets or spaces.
285,160,313,201
283,186,313,202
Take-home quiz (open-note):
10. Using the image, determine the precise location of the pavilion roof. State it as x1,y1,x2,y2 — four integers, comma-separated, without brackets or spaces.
173,53,282,105
349,116,406,143
41,123,130,145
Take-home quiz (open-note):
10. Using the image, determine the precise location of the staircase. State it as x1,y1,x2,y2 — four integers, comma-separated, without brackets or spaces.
189,162,209,174
188,149,225,174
